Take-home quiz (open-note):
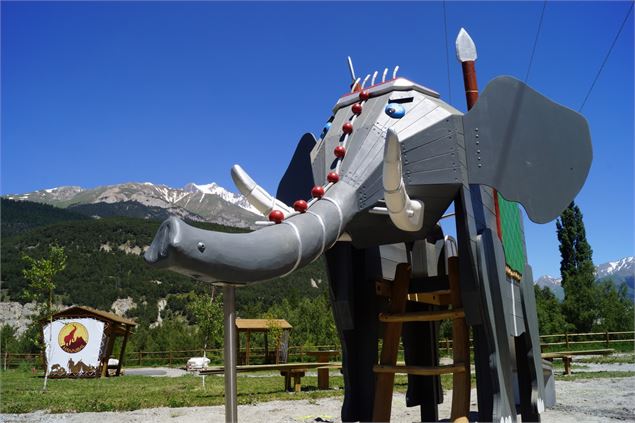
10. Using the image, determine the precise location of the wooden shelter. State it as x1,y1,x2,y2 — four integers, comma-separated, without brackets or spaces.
42,306,136,378
235,318,292,365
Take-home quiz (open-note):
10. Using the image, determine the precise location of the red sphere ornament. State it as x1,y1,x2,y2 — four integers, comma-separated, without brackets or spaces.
293,200,308,213
359,90,370,101
327,172,340,183
352,103,363,115
342,122,353,134
334,146,346,159
311,185,325,198
268,210,284,224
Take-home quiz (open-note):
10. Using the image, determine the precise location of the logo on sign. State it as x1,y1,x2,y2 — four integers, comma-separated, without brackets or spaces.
58,322,88,353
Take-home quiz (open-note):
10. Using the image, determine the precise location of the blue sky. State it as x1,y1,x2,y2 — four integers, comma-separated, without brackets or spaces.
2,1,633,278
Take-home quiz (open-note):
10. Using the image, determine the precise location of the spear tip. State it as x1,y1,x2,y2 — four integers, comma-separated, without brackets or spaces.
455,27,477,62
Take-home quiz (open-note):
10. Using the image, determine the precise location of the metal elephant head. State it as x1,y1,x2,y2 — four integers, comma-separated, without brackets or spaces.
144,76,592,284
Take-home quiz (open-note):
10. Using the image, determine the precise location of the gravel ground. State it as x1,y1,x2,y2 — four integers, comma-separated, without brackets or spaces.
2,376,634,422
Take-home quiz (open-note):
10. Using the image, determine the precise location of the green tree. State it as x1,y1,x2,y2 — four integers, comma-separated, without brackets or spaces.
533,285,569,334
593,280,634,332
22,245,67,318
556,202,597,331
21,246,67,349
187,288,223,353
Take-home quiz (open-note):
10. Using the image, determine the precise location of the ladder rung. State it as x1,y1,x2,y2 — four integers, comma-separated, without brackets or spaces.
373,363,467,376
379,309,465,323
407,290,452,305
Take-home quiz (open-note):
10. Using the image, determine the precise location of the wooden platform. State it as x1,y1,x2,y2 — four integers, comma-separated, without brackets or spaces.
198,361,342,375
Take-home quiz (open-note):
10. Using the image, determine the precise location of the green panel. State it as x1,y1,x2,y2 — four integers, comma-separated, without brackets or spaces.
498,193,526,274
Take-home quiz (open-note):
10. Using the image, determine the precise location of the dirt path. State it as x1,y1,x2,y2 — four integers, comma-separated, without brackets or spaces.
3,376,634,422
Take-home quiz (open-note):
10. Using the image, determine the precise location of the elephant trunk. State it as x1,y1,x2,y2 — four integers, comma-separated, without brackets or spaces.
144,183,356,284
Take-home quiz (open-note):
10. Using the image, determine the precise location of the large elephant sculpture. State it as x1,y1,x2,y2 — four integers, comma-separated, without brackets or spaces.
145,75,591,422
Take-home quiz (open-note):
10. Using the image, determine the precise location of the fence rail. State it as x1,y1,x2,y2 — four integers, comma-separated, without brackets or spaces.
3,331,633,369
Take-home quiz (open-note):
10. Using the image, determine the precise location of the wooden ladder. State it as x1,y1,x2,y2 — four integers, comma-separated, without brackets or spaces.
372,258,471,422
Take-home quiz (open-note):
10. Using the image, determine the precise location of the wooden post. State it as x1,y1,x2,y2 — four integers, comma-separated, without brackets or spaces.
169,351,173,366
605,330,610,348
372,263,411,422
448,256,471,422
565,333,569,348
446,338,451,355
138,351,142,366
245,331,251,366
264,332,269,363
116,327,130,376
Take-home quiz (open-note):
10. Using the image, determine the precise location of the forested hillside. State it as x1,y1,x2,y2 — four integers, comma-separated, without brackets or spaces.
1,199,88,237
1,201,334,353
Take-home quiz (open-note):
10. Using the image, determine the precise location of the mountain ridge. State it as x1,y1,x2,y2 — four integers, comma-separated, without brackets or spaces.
4,181,264,228
534,256,634,300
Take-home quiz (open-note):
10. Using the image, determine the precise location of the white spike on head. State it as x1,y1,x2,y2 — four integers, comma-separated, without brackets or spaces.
347,56,356,80
371,70,378,86
392,65,399,79
381,68,388,83
361,74,371,89
455,28,477,62
350,77,361,93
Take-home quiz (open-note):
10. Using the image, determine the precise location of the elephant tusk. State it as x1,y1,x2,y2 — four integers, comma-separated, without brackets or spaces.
231,164,294,217
382,129,424,232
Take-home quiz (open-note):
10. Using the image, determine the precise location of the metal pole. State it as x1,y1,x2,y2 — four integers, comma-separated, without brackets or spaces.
223,284,238,423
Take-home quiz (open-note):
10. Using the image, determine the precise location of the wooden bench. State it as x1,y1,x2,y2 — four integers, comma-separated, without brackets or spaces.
280,368,307,392
542,349,614,375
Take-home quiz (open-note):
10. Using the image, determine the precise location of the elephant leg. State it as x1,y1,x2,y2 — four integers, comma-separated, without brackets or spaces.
515,265,547,421
326,243,383,422
474,229,518,423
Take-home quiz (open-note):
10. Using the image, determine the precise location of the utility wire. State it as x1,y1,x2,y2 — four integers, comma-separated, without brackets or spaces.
525,0,548,83
579,2,633,112
442,0,452,104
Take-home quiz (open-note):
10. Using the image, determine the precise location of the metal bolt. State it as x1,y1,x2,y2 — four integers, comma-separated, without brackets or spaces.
197,242,206,253
478,164,482,167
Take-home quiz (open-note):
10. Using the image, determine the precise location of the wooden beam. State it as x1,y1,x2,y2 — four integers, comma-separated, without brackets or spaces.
373,363,466,376
245,331,251,366
379,309,465,323
372,263,411,422
116,326,131,376
448,256,471,422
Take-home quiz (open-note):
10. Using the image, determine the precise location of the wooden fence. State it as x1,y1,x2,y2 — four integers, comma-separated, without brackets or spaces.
3,331,633,369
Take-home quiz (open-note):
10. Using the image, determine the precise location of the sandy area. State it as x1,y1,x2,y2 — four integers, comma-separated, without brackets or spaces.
2,375,634,422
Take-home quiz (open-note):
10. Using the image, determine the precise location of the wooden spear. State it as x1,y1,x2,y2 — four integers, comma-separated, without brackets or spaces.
456,28,503,239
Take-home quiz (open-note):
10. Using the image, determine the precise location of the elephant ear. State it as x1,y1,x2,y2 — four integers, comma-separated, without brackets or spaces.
276,133,317,205
463,76,592,224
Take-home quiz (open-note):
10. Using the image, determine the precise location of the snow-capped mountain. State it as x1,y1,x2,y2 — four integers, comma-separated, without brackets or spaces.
535,256,634,300
595,256,634,279
4,182,264,228
182,182,260,215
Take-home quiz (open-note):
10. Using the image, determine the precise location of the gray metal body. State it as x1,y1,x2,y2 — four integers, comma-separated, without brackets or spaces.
144,76,592,422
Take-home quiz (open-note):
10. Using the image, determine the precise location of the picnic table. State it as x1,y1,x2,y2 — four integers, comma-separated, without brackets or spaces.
305,350,340,389
542,348,614,375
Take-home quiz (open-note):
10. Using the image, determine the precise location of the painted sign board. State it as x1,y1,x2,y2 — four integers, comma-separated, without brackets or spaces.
42,318,106,377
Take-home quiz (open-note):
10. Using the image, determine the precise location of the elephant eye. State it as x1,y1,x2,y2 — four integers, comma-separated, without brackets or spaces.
321,122,332,138
385,103,405,119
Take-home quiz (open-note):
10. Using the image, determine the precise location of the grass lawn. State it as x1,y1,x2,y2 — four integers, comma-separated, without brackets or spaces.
2,366,632,414
0,369,436,414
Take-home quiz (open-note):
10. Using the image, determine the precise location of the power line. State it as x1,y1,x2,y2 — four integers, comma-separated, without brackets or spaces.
525,0,548,83
442,0,452,104
579,2,634,112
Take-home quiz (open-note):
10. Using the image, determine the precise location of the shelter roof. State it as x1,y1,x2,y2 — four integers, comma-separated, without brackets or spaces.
51,306,137,327
235,318,292,331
